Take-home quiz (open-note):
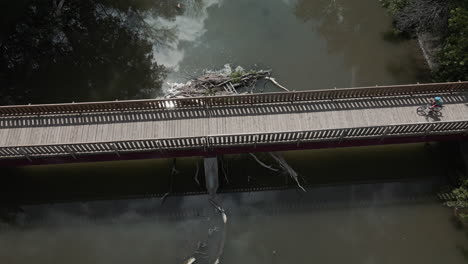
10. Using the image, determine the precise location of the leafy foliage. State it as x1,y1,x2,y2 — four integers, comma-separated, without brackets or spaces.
435,6,468,81
379,0,410,15
394,0,448,35
380,0,468,82
229,70,244,84
446,179,468,208
0,0,177,105
453,181,468,202
380,0,448,35
446,179,468,221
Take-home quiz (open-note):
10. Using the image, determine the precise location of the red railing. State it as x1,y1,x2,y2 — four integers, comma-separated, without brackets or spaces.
0,81,467,116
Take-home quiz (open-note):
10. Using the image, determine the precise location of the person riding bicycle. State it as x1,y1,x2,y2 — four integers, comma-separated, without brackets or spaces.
429,96,443,111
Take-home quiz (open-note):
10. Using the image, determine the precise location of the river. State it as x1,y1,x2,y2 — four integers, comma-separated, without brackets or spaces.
1,178,468,264
1,0,467,263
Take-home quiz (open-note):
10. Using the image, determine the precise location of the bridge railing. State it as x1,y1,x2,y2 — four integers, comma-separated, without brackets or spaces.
0,81,467,116
1,120,467,159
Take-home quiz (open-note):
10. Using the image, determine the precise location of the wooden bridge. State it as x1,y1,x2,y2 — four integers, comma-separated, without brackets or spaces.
1,81,468,166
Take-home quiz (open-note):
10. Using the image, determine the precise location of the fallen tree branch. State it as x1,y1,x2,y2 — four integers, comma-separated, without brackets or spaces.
53,0,66,16
269,152,306,192
209,198,227,264
265,77,290,92
166,68,272,98
209,198,225,213
161,158,178,204
194,160,201,188
181,257,196,264
249,153,279,171
220,155,230,184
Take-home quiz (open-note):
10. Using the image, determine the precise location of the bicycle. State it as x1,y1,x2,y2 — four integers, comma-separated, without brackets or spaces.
416,104,443,116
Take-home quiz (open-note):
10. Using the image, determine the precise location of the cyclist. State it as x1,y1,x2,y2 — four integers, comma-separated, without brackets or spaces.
429,96,443,111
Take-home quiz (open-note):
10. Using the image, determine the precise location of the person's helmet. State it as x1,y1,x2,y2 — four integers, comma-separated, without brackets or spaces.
435,97,442,101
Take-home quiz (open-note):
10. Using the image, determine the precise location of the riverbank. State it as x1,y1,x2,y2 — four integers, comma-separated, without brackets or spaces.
380,1,468,219
445,141,468,222
380,0,468,82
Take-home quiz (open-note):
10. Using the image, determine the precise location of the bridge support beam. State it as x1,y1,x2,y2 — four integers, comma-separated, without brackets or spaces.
204,157,219,197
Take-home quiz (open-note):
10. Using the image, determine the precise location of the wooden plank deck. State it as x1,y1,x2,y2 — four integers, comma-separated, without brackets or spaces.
0,93,467,148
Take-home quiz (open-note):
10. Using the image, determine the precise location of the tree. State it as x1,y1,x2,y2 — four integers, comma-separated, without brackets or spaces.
379,0,410,15
435,6,468,81
0,0,178,105
393,0,449,35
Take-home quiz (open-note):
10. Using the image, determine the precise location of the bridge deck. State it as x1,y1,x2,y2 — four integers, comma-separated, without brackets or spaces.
1,93,467,147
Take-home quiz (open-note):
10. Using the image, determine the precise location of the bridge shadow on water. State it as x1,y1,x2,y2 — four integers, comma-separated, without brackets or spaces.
0,141,462,206
0,140,465,264
0,176,456,230
0,93,467,129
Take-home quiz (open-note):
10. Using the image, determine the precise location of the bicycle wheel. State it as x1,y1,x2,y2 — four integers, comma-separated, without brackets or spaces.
416,106,426,116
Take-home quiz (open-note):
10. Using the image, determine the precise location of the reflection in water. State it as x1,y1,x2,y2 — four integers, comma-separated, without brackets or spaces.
293,0,428,86
0,143,466,264
0,0,179,104
0,0,429,103
0,1,461,263
1,143,455,203
167,0,427,92
148,0,222,71
1,180,468,264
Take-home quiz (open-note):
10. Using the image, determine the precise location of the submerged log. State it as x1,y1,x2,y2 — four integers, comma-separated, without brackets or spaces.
181,257,196,264
161,158,178,204
269,152,306,192
249,153,279,172
194,160,201,188
209,198,227,264
220,155,230,184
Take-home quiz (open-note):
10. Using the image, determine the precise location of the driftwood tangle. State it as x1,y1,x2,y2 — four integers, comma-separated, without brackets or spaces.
166,67,288,98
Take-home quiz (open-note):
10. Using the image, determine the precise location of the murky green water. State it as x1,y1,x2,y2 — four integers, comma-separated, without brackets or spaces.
167,0,427,90
0,0,465,263
1,181,468,264
1,0,427,104
2,142,467,263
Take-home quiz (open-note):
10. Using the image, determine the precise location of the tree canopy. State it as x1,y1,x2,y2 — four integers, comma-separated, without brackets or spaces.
0,0,179,105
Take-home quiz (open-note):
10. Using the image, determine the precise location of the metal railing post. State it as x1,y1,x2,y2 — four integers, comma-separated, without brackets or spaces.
110,143,120,157
207,136,213,150
156,140,163,153
424,124,435,138
380,126,390,142
202,137,207,152
64,146,77,160
339,129,348,144
296,132,304,146
16,147,32,162
464,128,468,137
0,82,467,116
